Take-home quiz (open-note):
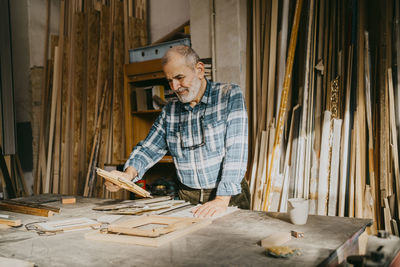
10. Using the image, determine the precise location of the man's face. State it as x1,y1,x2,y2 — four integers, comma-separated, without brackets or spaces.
163,54,203,103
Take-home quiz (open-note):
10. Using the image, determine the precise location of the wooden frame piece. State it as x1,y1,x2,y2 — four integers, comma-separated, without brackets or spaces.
35,217,100,232
85,216,212,247
96,168,151,198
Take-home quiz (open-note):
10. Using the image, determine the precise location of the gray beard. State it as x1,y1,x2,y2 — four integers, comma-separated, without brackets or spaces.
176,77,201,103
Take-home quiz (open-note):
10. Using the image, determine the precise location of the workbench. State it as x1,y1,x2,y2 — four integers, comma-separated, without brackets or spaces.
0,196,371,266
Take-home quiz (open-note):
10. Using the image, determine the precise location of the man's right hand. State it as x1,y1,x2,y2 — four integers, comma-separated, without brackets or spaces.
104,166,138,192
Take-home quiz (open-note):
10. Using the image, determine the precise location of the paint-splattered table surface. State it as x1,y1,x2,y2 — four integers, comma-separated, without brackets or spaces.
0,195,371,266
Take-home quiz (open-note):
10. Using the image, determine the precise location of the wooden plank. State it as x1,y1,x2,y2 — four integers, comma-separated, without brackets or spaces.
112,0,125,165
252,131,267,210
317,110,331,216
275,0,289,119
34,0,51,194
328,119,342,216
248,135,260,208
259,0,271,133
349,127,356,218
71,12,85,195
364,32,377,230
15,155,29,197
84,82,108,197
387,68,400,218
123,0,129,63
279,105,299,212
302,0,317,202
264,0,279,130
313,0,326,157
85,216,212,247
0,200,59,217
52,56,62,194
44,46,61,193
338,45,353,217
86,8,100,181
356,0,367,219
263,0,303,211
60,36,70,195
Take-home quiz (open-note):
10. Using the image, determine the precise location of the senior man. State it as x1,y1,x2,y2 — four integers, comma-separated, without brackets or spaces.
105,45,250,218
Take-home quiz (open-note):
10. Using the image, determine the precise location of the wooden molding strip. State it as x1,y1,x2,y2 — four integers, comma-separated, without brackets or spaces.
0,200,60,217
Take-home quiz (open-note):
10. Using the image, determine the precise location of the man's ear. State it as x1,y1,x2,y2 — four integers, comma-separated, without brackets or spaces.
195,61,205,79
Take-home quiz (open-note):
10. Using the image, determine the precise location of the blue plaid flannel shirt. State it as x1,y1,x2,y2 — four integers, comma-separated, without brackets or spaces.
124,80,248,196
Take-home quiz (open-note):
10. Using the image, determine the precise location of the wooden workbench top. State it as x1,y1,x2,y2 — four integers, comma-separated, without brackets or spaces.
0,196,371,266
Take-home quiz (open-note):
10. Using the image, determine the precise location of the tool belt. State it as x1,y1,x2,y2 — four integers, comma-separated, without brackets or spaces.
177,178,250,209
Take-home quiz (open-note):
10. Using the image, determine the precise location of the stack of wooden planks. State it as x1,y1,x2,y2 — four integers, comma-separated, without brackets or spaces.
33,0,147,199
247,0,400,235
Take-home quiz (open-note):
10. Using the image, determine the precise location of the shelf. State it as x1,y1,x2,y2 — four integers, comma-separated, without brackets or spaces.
124,59,164,82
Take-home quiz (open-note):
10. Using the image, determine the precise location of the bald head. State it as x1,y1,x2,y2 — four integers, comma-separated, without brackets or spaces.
162,45,200,70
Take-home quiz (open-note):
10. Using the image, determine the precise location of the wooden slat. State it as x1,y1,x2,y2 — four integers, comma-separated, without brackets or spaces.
387,68,400,218
112,0,125,165
338,45,353,217
34,0,51,194
44,46,61,193
84,81,108,197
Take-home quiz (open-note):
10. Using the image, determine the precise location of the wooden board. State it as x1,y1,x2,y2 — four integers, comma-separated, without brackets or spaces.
85,215,211,247
0,217,21,227
96,168,151,198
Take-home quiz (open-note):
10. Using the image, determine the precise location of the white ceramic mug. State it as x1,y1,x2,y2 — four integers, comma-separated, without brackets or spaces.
287,198,309,225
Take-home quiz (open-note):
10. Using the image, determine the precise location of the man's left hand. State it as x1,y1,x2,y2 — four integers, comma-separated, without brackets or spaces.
191,196,231,218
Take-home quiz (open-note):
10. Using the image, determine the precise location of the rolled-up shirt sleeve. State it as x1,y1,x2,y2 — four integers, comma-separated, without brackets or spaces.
123,108,168,182
217,85,248,196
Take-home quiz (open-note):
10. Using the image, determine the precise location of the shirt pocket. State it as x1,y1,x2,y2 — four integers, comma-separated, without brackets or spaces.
166,129,183,158
204,119,226,153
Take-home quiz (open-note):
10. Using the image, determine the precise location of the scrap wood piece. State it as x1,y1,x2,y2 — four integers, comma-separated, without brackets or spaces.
0,218,22,227
0,200,60,217
261,232,292,248
291,230,304,238
96,168,151,198
85,215,212,247
61,196,76,204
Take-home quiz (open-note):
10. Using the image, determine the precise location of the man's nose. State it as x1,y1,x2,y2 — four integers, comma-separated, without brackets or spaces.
171,79,180,91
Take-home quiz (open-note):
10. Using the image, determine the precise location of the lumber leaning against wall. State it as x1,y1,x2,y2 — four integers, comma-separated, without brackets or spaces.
247,0,400,235
33,0,147,200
